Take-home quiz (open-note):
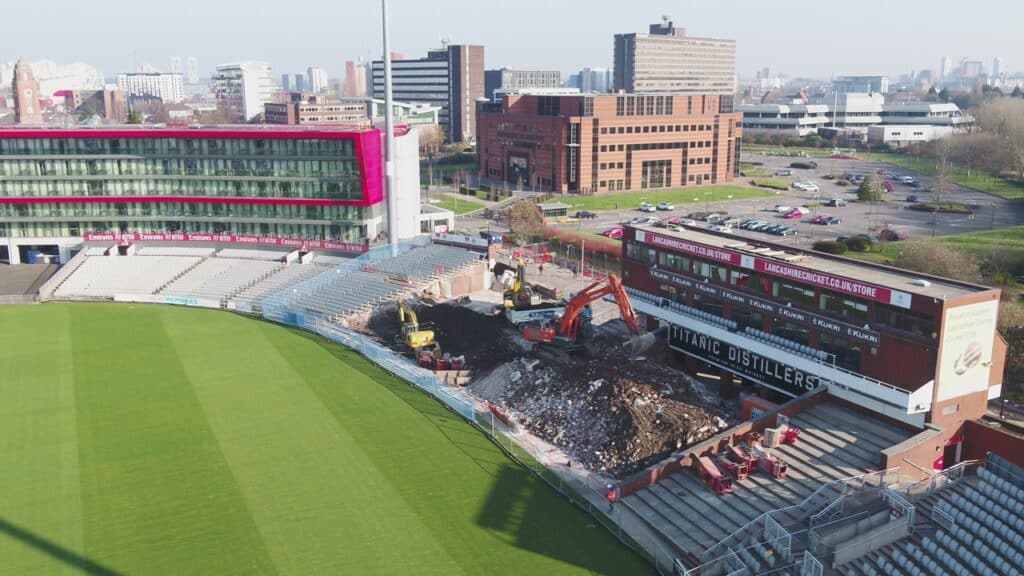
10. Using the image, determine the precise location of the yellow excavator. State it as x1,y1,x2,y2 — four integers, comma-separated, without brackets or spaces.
503,258,541,309
397,300,464,371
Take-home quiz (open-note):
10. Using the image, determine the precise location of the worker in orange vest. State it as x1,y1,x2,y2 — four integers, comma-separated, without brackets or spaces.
606,484,617,513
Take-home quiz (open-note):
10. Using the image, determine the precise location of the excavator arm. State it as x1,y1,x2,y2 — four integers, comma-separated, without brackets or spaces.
523,273,641,343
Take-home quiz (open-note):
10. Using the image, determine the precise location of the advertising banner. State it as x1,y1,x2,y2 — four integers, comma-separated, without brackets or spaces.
83,232,368,254
936,300,998,402
668,324,825,397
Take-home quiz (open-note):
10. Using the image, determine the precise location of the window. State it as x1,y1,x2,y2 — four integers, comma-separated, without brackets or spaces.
773,321,810,345
875,306,936,339
626,242,656,264
734,308,763,331
820,333,862,371
773,281,815,307
819,290,869,322
694,258,727,283
692,293,724,316
658,252,689,272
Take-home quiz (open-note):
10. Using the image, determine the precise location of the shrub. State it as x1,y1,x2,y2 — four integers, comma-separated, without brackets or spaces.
813,240,848,254
846,237,873,252
790,161,816,169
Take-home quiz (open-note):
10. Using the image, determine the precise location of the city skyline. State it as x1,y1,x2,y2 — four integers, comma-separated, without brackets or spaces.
1,0,1018,81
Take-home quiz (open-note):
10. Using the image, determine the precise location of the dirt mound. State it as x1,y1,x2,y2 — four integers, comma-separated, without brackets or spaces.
417,304,518,371
350,301,518,372
473,340,735,477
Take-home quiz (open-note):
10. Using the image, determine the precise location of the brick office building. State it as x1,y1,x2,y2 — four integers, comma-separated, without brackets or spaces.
476,93,741,193
620,223,1007,436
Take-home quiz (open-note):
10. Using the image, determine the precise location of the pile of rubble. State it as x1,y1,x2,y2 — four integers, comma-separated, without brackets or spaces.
472,342,735,477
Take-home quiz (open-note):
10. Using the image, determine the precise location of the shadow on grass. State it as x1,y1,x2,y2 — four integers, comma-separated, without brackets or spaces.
282,325,651,574
475,466,651,575
0,517,123,576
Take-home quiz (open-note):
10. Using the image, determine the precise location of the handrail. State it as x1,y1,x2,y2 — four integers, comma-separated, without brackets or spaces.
701,468,900,564
832,516,909,558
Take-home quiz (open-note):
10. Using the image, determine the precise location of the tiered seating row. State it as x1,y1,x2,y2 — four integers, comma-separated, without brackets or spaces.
160,259,281,301
135,245,216,257
53,256,201,299
216,248,288,261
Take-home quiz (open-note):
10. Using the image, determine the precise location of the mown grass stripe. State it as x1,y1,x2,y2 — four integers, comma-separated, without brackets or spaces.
70,304,274,575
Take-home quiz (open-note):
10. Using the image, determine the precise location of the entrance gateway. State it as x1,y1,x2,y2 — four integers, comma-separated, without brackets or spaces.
668,324,825,398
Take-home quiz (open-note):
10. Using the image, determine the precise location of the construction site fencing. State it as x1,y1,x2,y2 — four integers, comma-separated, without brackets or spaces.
698,468,900,569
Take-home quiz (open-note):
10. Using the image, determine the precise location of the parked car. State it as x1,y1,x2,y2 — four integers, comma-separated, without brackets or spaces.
824,216,841,225
764,224,786,234
710,225,733,233
778,227,798,236
678,218,698,226
656,202,675,211
879,229,907,241
856,233,880,243
774,169,793,176
906,195,919,203
906,180,921,188
811,215,829,225
825,198,848,207
836,236,850,243
722,217,742,226
774,205,794,213
882,181,894,193
638,202,657,212
602,227,623,239
705,213,725,223
638,216,660,225
784,210,803,219
899,176,915,184
574,210,597,219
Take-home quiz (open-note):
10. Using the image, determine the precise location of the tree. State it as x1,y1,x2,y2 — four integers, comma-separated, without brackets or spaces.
418,125,446,190
937,88,951,103
976,98,1024,179
950,133,1001,178
76,105,95,122
507,201,546,245
1012,85,1023,99
857,175,884,202
932,137,954,202
126,109,142,124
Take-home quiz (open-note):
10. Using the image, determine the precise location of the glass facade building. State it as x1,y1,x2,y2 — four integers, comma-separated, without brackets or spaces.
0,127,383,243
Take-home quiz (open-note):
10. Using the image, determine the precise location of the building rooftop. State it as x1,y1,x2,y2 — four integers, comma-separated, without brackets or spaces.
0,124,378,136
630,223,988,301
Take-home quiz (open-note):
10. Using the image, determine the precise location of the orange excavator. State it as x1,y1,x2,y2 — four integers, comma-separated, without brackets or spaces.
522,274,641,345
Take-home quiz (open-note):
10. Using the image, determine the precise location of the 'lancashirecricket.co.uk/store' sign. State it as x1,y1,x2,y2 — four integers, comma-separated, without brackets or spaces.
649,267,881,346
636,230,912,309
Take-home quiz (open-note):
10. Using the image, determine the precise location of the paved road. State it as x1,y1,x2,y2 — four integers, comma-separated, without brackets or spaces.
456,153,1024,247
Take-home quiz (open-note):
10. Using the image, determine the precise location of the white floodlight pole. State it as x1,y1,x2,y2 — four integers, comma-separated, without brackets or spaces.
382,0,398,256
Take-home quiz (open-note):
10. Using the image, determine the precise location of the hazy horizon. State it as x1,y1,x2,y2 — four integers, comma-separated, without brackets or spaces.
2,0,1018,80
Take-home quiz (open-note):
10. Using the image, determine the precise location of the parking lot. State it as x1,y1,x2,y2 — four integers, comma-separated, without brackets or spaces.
458,152,1024,250
532,152,1024,246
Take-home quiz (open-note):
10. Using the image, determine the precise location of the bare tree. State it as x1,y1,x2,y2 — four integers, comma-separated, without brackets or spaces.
932,137,953,202
950,133,1001,178
976,98,1024,179
418,125,445,190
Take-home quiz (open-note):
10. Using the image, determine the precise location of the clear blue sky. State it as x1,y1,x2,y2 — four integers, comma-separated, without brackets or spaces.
3,0,1018,79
